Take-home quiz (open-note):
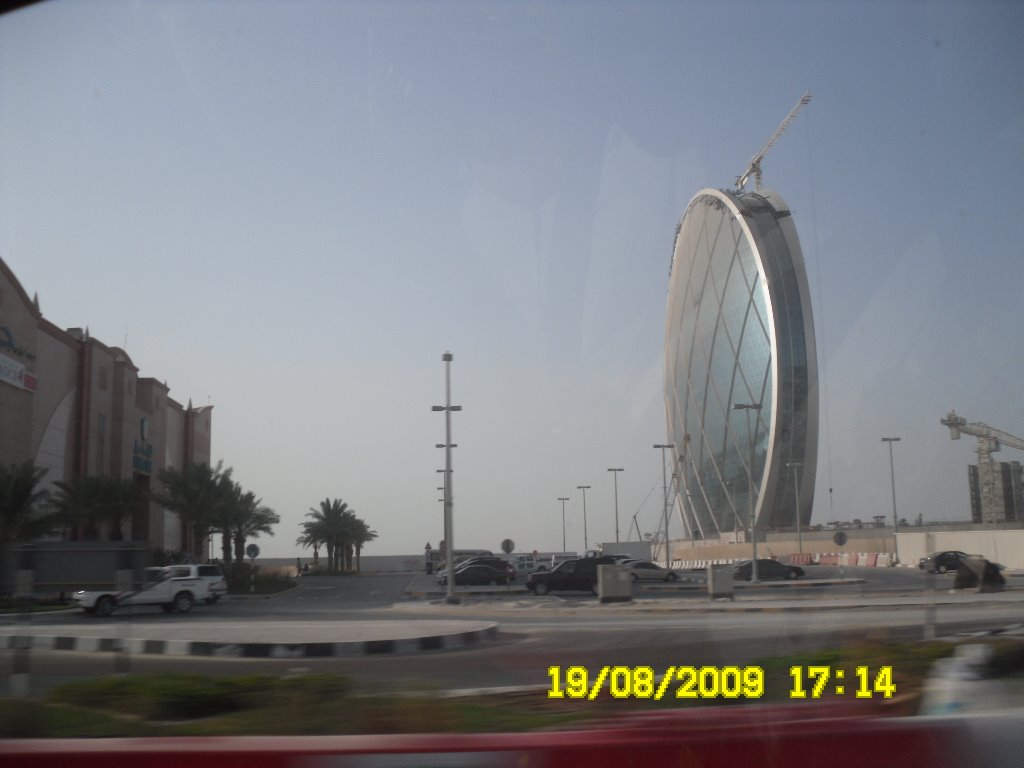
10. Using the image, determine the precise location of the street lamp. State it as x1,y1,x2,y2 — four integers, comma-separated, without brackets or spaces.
557,497,570,553
577,485,591,551
607,468,624,543
733,403,762,582
881,437,901,564
653,444,674,568
787,461,803,555
432,352,462,604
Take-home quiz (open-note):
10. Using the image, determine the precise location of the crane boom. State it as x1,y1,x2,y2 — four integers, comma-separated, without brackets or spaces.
941,411,1024,452
735,90,812,192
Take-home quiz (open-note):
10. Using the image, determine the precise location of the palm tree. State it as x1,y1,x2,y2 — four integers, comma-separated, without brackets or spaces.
101,476,147,541
0,462,57,579
51,475,104,541
350,518,377,573
231,491,279,562
295,523,322,566
301,498,353,573
152,461,233,562
212,478,245,565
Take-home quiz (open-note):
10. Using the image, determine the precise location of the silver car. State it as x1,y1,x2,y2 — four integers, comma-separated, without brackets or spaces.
626,560,680,582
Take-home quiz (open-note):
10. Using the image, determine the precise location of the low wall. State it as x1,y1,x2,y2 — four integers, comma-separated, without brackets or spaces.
896,530,1024,569
1,541,151,596
668,528,1024,569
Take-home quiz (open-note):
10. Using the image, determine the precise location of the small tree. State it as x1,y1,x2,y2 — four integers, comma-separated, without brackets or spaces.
52,475,146,541
0,462,57,559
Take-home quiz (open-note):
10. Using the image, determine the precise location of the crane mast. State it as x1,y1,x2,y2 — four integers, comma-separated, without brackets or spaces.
735,91,812,192
941,411,1024,524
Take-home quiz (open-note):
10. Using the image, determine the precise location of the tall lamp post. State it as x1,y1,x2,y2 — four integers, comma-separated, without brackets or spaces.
577,485,591,551
787,461,803,555
607,468,624,543
653,444,674,568
881,436,901,564
432,352,462,604
733,403,762,582
557,497,570,553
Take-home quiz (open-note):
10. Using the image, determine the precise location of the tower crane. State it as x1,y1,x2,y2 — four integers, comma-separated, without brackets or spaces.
941,411,1024,523
735,91,813,192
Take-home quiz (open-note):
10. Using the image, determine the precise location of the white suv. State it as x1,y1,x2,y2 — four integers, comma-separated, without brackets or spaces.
73,564,227,617
183,564,229,603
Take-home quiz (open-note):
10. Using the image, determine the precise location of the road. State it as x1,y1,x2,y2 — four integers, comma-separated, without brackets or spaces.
2,567,1021,697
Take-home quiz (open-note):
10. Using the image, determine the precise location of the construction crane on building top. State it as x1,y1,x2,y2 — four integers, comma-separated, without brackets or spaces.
941,410,1024,524
735,90,813,193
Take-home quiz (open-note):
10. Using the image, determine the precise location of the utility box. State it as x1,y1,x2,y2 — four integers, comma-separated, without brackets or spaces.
707,565,734,600
598,565,632,603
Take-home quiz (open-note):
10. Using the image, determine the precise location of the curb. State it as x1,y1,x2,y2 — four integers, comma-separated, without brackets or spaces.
0,623,500,659
402,578,866,600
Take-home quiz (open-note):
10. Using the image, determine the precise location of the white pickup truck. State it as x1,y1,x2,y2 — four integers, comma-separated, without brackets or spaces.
74,564,227,617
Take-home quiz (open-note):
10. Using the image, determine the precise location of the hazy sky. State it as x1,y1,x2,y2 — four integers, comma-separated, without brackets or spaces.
2,1,1021,557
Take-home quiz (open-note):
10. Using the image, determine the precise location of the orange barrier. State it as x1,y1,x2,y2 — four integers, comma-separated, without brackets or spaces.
0,704,983,767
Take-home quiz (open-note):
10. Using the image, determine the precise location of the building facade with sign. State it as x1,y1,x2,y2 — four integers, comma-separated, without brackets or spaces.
0,257,212,553
664,188,818,542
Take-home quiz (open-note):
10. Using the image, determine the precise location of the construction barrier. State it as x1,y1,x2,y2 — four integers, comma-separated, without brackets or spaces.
3,705,1021,768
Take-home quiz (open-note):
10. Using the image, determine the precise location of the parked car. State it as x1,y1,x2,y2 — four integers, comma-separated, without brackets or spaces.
437,557,515,584
438,564,511,586
73,566,220,617
919,551,975,574
526,556,617,595
732,559,804,581
509,554,548,575
626,560,680,582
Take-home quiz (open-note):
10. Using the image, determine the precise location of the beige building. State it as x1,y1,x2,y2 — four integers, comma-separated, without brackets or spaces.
0,256,212,553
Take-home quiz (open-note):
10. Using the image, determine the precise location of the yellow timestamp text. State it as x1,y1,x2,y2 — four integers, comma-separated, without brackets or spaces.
789,665,896,699
547,665,765,700
546,664,897,701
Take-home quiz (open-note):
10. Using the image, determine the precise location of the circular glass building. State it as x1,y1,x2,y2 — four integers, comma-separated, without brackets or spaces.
664,188,817,540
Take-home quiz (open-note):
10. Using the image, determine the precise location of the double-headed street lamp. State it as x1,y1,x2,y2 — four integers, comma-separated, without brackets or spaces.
607,468,624,543
733,403,762,582
577,485,591,551
432,352,462,605
881,436,901,563
653,444,673,568
557,497,570,553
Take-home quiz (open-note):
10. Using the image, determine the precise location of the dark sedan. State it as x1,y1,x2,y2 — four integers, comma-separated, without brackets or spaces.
918,551,973,573
438,564,510,586
732,559,804,581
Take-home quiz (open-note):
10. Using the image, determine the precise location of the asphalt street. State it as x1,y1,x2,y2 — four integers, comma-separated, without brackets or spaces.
2,566,1022,697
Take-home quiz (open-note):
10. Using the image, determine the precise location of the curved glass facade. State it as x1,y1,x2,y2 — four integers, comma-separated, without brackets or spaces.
664,188,817,539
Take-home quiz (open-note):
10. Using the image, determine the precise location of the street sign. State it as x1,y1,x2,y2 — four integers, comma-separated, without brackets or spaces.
832,531,847,547
246,544,260,560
